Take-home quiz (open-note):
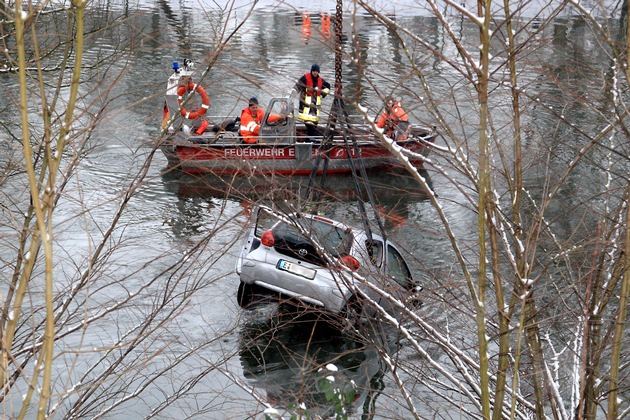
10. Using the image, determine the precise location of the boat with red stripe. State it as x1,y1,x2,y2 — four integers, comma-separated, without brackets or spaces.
160,60,437,175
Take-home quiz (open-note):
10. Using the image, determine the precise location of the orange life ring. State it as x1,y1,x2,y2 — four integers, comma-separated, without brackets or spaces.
177,83,210,119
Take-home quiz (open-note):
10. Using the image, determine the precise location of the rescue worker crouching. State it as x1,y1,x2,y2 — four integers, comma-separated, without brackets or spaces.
376,96,410,141
239,97,286,144
294,64,331,138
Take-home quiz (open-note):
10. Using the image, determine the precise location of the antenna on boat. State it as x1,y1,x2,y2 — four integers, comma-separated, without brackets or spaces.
303,0,387,243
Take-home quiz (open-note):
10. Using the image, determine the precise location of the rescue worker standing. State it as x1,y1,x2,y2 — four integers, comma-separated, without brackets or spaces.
239,97,285,144
376,96,410,141
294,64,331,138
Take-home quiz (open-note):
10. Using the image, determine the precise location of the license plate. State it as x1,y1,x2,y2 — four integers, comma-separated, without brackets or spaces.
277,259,316,280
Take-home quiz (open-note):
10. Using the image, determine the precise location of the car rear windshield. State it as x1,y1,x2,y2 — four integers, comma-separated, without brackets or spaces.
271,218,353,264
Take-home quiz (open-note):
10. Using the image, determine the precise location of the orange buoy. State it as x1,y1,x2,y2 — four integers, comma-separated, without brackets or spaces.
177,83,210,119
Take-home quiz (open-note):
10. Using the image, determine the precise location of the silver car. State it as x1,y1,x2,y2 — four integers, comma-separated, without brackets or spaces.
235,205,421,318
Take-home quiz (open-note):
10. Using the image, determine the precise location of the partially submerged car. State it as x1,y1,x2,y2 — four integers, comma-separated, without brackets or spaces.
235,205,422,320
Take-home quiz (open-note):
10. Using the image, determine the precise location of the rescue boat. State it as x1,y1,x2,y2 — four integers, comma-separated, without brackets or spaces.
159,60,437,175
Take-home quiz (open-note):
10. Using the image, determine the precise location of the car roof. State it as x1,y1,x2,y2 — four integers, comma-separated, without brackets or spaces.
258,205,385,244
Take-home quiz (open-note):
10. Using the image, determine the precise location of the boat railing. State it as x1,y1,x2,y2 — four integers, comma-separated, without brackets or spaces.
179,112,436,146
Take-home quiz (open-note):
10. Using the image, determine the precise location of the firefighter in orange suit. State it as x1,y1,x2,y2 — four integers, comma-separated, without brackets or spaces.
376,96,410,140
239,97,285,144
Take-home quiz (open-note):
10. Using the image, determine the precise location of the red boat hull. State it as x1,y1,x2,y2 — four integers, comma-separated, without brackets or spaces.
161,138,434,175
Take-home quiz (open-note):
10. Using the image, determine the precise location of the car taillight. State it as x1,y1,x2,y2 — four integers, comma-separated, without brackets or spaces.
340,255,360,271
261,230,275,247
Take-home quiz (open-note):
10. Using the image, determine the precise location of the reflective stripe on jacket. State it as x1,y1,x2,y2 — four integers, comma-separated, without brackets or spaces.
298,73,329,123
240,107,265,143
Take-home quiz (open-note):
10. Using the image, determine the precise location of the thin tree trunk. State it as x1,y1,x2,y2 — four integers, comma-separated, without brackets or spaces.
476,0,492,417
606,187,630,419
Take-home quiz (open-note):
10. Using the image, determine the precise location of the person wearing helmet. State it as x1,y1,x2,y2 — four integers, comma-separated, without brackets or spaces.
239,97,286,144
294,64,331,138
376,96,410,141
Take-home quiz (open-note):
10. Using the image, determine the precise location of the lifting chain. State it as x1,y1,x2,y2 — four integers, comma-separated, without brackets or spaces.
334,0,343,96
303,0,387,243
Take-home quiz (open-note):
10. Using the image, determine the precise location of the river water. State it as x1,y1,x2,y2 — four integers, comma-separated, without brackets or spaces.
0,0,626,418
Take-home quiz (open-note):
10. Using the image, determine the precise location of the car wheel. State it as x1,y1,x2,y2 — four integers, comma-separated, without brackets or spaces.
237,282,257,309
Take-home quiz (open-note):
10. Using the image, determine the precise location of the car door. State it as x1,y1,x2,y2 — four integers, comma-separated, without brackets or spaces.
355,238,386,314
235,205,277,274
385,244,414,291
372,242,416,314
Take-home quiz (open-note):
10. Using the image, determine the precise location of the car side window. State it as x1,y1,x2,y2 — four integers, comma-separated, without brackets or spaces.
254,209,278,237
387,245,413,289
367,240,383,267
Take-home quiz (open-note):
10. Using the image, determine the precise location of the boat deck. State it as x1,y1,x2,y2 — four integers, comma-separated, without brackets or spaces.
180,118,435,147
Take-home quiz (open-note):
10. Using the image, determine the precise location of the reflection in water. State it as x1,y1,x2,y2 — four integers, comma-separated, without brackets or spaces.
239,309,398,418
160,167,434,230
166,196,215,237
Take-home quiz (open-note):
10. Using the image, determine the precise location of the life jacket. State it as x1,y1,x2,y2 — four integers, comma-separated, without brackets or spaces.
240,107,264,144
298,73,324,123
304,73,323,97
387,104,408,124
377,104,409,140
